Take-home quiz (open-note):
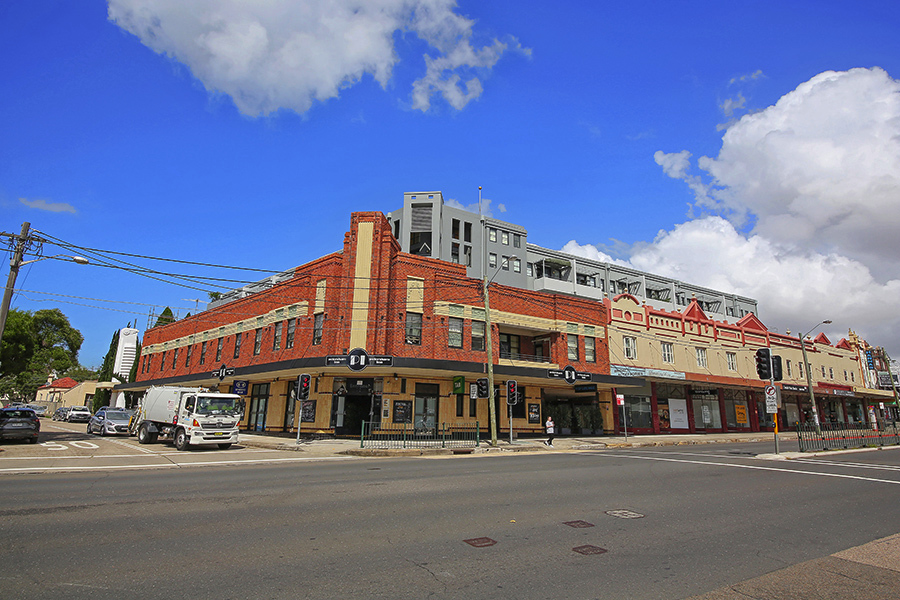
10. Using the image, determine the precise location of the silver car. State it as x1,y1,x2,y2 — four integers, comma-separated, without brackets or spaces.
66,407,91,423
87,408,131,436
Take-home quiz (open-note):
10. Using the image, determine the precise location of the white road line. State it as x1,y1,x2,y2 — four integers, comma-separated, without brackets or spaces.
600,452,900,485
0,455,356,474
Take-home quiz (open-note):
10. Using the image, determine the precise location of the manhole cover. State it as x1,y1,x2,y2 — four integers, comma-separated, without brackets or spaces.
572,545,607,555
464,537,498,548
563,520,595,528
605,509,645,519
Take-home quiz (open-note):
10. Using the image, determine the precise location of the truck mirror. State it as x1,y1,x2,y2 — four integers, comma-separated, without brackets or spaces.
185,396,195,412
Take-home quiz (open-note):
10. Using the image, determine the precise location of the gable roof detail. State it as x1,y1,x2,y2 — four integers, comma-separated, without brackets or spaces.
735,312,768,332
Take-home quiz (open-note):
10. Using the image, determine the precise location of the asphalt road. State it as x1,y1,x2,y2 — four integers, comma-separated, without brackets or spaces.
2,439,899,600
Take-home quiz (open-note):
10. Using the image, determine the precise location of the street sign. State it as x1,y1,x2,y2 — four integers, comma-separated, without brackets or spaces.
765,385,778,414
616,394,624,406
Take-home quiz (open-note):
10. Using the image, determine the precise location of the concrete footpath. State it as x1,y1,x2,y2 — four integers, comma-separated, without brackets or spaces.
237,430,807,458
238,430,900,599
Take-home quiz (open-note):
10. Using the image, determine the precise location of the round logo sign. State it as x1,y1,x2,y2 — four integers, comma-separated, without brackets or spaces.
347,348,370,372
563,365,577,384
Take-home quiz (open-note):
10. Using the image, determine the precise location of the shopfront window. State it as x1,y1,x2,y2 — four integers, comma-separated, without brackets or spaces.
692,392,720,429
724,389,750,429
620,396,652,429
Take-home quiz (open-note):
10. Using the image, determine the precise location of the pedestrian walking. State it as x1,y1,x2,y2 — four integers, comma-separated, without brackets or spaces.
544,416,555,447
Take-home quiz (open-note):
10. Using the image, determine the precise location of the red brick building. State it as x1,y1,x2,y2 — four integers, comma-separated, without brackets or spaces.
131,212,642,437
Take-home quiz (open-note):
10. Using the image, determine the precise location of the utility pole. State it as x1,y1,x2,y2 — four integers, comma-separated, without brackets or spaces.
483,276,498,446
0,222,32,349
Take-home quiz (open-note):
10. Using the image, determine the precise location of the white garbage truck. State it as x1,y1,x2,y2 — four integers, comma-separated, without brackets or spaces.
132,386,243,450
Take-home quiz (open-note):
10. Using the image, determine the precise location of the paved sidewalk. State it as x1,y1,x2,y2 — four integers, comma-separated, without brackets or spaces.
237,430,799,457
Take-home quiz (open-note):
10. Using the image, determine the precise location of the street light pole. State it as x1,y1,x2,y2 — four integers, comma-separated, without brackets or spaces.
799,319,832,429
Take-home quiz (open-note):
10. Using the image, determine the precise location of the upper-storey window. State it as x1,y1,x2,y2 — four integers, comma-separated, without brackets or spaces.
405,312,422,345
501,231,509,245
488,228,497,243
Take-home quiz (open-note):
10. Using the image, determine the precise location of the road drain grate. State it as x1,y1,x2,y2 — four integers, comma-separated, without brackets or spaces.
563,520,595,528
572,545,607,555
605,509,645,519
464,537,498,548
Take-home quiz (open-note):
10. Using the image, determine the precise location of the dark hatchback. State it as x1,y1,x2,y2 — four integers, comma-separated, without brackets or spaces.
0,407,40,443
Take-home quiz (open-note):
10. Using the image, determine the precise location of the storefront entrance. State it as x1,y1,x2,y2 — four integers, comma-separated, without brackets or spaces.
332,378,377,436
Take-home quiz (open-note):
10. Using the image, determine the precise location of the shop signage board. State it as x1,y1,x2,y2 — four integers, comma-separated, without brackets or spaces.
327,348,393,371
211,364,235,381
232,380,249,395
548,365,591,384
611,365,686,380
574,384,598,393
781,384,809,393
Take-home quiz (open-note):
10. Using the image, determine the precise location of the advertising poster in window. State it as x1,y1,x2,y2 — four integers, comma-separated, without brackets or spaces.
735,403,748,425
393,400,413,424
299,400,316,423
657,400,670,429
528,403,541,424
669,398,689,429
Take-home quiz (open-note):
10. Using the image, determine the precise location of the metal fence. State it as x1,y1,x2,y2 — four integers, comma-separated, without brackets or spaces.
360,421,480,449
796,420,900,452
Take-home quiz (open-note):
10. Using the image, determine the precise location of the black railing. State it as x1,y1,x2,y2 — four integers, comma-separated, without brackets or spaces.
499,350,551,363
360,422,480,449
796,420,900,452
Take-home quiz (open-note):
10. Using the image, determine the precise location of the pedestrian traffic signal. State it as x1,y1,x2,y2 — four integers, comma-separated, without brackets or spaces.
771,355,783,382
755,348,772,380
476,378,489,398
297,373,311,400
506,380,518,403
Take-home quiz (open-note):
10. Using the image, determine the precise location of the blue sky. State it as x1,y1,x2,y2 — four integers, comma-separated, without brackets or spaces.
3,0,900,368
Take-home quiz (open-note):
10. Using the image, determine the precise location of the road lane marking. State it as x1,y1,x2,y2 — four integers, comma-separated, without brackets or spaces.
598,452,900,485
0,455,356,474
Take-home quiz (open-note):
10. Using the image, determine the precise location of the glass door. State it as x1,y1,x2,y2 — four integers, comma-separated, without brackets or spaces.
414,383,439,432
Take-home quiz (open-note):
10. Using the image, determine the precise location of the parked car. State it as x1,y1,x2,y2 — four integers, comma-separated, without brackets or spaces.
24,404,48,416
0,407,40,443
66,406,91,423
52,406,71,421
87,407,131,436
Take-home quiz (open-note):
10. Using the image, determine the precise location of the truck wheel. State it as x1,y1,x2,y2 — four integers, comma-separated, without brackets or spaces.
174,428,189,451
217,443,232,450
137,424,151,444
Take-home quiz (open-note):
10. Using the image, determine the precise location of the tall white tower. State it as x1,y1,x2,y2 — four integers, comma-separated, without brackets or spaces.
111,328,139,408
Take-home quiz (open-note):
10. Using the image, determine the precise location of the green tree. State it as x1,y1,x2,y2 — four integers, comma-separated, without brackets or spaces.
153,307,175,328
0,308,84,401
0,309,35,378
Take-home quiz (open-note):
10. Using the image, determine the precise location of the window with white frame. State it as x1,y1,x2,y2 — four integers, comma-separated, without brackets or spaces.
585,337,595,362
253,328,262,355
489,228,497,243
501,231,509,245
696,347,708,368
726,351,737,371
448,317,463,348
405,312,422,345
786,360,792,378
623,336,637,360
567,334,579,361
661,342,674,364
471,320,485,351
489,253,497,268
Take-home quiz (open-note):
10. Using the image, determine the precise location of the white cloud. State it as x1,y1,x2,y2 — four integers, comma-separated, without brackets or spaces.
661,68,900,277
627,68,900,353
729,69,764,86
719,91,745,117
627,217,900,347
19,198,77,214
107,0,526,116
560,240,628,266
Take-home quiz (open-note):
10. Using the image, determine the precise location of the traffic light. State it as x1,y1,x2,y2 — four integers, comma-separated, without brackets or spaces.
297,373,311,401
476,378,489,398
506,380,518,404
755,348,772,380
771,355,783,382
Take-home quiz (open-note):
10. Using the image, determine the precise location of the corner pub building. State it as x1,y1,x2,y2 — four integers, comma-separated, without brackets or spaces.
128,210,644,438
